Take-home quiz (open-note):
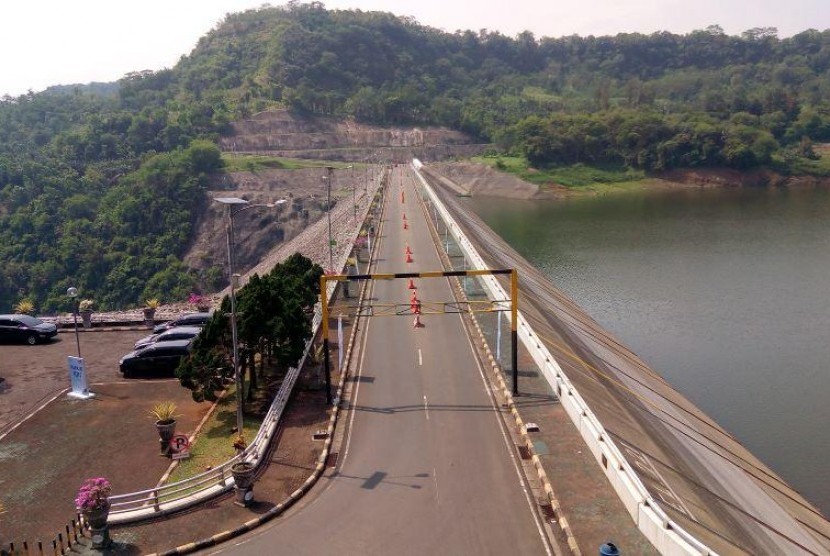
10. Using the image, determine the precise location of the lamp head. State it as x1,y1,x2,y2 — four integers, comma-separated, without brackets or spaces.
213,197,249,206
67,287,78,298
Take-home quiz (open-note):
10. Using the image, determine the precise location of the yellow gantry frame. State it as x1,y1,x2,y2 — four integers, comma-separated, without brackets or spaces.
320,268,519,403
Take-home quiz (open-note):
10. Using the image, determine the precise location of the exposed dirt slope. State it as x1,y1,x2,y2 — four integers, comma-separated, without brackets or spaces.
184,167,362,279
185,109,490,293
219,109,489,162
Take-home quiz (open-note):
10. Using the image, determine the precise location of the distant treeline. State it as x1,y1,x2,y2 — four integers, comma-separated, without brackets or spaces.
2,2,830,310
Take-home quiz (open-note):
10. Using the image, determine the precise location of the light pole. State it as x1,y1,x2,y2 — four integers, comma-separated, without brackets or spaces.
213,197,283,437
67,287,81,358
348,165,356,222
324,167,335,272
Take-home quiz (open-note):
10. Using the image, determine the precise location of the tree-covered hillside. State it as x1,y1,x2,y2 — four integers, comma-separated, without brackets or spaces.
2,1,830,312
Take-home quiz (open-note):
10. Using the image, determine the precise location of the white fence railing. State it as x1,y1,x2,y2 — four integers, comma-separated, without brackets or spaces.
107,171,386,524
411,160,714,556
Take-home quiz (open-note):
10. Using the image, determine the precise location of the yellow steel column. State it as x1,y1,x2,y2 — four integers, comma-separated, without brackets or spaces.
320,275,332,405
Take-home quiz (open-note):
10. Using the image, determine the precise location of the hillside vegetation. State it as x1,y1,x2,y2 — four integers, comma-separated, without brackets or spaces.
2,2,830,311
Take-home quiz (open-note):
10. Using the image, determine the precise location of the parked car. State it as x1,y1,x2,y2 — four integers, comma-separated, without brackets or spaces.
0,314,58,345
119,339,193,378
133,326,202,350
152,312,212,334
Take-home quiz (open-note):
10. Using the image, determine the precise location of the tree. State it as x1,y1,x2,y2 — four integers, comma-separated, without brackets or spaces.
177,253,322,405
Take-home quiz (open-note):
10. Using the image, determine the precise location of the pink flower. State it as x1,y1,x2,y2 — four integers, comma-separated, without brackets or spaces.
75,477,112,511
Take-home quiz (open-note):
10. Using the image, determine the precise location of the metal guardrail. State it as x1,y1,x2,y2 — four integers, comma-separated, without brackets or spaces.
412,160,714,556
106,173,386,524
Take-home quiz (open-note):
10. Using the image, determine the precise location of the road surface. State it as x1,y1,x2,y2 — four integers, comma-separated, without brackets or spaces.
215,168,552,555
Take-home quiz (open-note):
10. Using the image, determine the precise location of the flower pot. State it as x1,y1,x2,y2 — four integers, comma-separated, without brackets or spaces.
231,461,256,507
83,503,110,529
143,308,156,327
155,419,176,456
83,503,112,548
80,310,93,329
231,461,256,489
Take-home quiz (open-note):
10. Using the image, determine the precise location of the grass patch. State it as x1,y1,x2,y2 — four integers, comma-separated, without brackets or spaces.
473,155,645,188
221,153,358,173
769,149,830,177
162,384,263,490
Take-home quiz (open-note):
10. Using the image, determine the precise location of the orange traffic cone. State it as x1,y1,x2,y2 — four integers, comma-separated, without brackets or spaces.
406,252,414,263
403,213,407,220
405,244,412,255
403,221,408,230
401,191,405,203
413,314,424,328
407,279,417,290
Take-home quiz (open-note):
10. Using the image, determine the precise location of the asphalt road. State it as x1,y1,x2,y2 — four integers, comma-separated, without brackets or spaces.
214,169,552,555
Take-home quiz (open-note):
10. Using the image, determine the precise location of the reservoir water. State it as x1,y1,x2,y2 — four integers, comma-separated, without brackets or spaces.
468,185,830,515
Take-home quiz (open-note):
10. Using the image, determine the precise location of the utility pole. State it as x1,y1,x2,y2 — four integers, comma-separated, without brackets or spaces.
325,166,334,272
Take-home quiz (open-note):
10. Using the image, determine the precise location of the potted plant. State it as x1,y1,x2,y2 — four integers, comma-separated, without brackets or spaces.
188,293,210,312
79,299,94,328
75,477,112,548
231,436,256,506
143,298,160,326
13,298,35,315
149,401,180,456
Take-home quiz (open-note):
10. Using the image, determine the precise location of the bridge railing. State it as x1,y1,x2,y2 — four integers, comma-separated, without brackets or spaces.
411,160,714,556
106,173,386,524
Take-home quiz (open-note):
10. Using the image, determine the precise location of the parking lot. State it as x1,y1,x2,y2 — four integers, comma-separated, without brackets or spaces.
0,329,153,433
0,328,214,544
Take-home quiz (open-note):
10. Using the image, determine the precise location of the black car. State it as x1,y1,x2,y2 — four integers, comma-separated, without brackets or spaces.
0,314,58,345
152,312,211,334
133,326,202,351
119,339,193,377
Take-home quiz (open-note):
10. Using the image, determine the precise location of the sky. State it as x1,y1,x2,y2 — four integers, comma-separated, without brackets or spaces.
2,0,829,98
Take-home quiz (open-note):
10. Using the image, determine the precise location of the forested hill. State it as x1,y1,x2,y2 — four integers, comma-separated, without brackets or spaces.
2,2,830,313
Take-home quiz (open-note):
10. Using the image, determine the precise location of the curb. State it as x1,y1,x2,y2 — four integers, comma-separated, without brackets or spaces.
58,326,152,333
146,176,388,556
414,174,583,555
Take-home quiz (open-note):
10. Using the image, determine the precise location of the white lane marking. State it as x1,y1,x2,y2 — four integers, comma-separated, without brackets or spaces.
455,309,554,556
433,466,440,507
424,395,429,420
418,348,423,366
341,272,376,464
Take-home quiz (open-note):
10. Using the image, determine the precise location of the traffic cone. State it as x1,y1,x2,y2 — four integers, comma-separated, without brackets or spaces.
413,314,424,328
406,252,413,263
403,213,407,220
405,244,412,255
403,221,408,230
407,278,417,290
410,291,419,307
401,191,405,203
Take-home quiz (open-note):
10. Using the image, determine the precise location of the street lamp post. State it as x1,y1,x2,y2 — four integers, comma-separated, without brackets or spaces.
349,165,356,222
213,197,282,437
67,287,81,358
324,167,335,272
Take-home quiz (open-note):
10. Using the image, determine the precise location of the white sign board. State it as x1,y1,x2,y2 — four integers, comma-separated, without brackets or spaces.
67,356,94,399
